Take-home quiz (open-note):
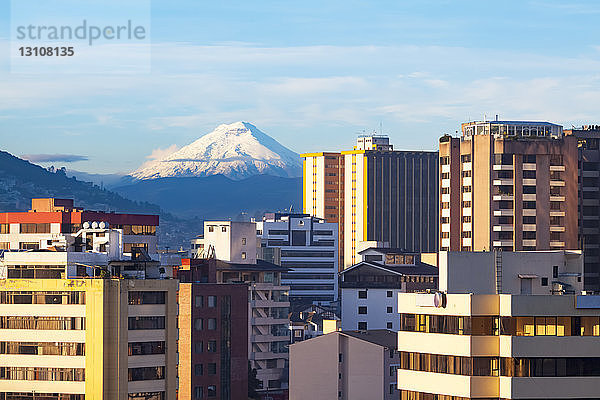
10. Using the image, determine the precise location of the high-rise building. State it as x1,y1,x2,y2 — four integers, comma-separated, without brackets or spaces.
303,136,439,269
565,125,600,291
193,221,291,393
256,213,338,307
0,199,178,400
177,258,249,400
439,121,578,252
396,250,600,400
301,152,345,269
0,278,178,400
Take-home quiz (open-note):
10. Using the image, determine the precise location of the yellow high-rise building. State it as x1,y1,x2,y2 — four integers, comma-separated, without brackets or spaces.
0,278,178,400
303,136,439,269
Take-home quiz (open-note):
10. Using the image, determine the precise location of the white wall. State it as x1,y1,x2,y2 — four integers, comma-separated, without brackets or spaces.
341,288,401,331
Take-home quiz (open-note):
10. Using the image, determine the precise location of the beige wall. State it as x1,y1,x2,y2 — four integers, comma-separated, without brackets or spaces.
290,332,385,400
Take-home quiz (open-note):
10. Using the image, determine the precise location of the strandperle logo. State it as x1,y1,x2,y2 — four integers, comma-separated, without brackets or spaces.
15,20,147,46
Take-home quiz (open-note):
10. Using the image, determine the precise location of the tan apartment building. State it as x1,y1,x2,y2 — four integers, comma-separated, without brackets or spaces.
396,250,600,400
303,136,438,269
289,329,400,400
302,152,345,270
0,278,178,400
439,120,578,252
565,125,600,291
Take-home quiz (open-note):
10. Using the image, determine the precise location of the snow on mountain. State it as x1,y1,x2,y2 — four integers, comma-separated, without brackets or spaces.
131,122,303,181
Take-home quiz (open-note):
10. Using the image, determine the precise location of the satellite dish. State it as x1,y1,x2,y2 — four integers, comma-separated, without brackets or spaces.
99,221,108,229
91,221,99,229
83,222,91,229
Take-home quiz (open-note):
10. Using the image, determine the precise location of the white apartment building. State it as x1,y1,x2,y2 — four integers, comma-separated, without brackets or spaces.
256,213,338,306
397,250,600,400
340,248,437,332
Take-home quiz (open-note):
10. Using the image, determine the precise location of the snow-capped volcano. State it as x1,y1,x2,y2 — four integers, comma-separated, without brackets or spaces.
131,122,303,181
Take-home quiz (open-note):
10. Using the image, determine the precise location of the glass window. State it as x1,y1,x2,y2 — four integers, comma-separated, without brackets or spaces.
207,340,217,352
207,318,217,330
207,296,217,308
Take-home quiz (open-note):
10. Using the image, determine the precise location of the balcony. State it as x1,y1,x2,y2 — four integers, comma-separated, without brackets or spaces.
493,224,513,232
463,177,472,186
550,165,566,172
493,210,513,216
550,226,565,232
462,192,472,201
550,211,565,217
522,194,536,201
522,224,536,231
493,179,513,186
462,238,472,246
522,239,536,247
441,164,451,173
493,240,513,247
522,178,536,185
550,195,565,202
441,193,450,202
550,180,565,186
493,164,513,170
462,222,472,231
397,370,498,398
493,194,513,201
522,209,536,216
522,163,536,170
550,241,565,247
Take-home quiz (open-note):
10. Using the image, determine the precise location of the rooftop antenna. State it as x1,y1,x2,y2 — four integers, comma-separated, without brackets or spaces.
495,114,499,121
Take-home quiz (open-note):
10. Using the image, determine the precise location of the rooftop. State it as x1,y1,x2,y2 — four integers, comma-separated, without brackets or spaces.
341,329,397,349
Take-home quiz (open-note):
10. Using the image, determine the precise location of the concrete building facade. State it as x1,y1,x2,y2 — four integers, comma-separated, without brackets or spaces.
340,248,437,332
301,152,345,270
257,213,338,306
439,121,578,252
193,222,291,393
396,250,600,400
565,125,600,291
177,258,249,400
0,278,178,400
289,330,400,400
303,136,439,270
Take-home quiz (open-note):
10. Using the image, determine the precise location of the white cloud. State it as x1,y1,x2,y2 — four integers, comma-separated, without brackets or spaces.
146,144,180,160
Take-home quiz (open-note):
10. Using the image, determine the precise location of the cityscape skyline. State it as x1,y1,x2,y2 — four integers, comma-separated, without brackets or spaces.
3,0,600,173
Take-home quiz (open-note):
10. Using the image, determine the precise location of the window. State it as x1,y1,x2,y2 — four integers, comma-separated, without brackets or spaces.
358,290,367,299
195,295,204,308
339,353,343,363
523,154,537,163
0,242,8,250
358,306,367,314
358,322,367,330
523,186,536,194
242,237,246,245
241,252,246,260
207,363,217,375
194,386,204,399
208,226,214,232
523,170,536,179
292,230,307,246
207,385,216,398
523,231,536,239
523,201,536,209
128,317,165,330
207,318,217,330
541,277,548,286
128,366,165,381
0,224,9,234
128,291,165,305
387,291,393,298
19,223,50,234
194,364,203,376
128,341,165,356
194,341,203,354
207,296,217,308
221,226,227,232
194,318,203,331
207,340,217,352
553,265,559,278
523,216,536,224
387,322,393,329
387,307,393,313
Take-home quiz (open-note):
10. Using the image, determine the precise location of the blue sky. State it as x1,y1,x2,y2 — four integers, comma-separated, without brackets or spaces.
2,0,600,173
